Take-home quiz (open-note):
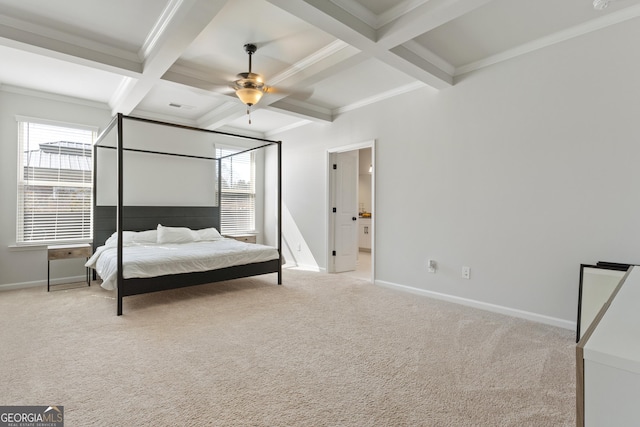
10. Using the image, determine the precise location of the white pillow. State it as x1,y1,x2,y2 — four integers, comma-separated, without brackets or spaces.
194,227,223,241
132,230,158,244
104,232,125,247
104,230,157,247
157,224,196,244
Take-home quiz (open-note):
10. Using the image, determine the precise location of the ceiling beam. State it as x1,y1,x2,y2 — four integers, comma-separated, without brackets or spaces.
0,16,142,76
268,41,362,88
266,0,453,89
109,0,229,115
376,0,495,49
387,45,452,85
197,102,247,130
159,67,234,98
266,0,376,45
267,100,332,122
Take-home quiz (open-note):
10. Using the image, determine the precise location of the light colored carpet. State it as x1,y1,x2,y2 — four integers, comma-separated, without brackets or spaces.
0,269,575,426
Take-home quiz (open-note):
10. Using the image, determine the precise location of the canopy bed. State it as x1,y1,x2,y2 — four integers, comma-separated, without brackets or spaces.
89,114,282,315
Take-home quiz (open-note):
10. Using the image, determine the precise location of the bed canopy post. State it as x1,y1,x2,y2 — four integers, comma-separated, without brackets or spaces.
116,113,124,316
277,140,282,285
217,157,222,216
92,132,98,263
91,132,98,283
92,142,97,242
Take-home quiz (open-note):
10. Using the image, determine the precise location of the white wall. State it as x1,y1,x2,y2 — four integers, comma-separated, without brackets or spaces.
0,89,111,288
96,118,218,206
273,18,640,326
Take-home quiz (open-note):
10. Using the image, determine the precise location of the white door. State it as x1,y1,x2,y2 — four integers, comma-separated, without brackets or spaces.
333,150,358,272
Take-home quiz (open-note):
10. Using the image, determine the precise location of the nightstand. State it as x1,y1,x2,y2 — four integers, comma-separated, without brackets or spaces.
47,244,92,291
224,234,257,243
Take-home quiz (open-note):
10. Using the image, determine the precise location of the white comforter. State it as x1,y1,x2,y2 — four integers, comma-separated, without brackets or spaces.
86,238,280,290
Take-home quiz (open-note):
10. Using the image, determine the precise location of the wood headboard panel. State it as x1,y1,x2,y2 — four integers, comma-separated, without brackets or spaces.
94,206,220,250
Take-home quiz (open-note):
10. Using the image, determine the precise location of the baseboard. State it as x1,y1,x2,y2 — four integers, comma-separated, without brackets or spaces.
375,279,575,330
0,275,89,292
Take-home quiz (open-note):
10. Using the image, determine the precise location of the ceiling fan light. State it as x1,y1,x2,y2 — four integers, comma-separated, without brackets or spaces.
236,72,263,84
233,44,268,113
236,87,264,106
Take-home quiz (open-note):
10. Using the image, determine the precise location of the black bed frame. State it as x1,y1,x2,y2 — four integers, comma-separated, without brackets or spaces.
93,114,282,315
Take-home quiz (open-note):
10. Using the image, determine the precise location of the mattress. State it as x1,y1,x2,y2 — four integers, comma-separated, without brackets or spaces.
86,238,280,290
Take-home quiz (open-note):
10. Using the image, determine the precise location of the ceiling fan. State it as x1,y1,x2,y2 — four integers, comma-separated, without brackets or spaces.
225,43,312,124
232,43,270,123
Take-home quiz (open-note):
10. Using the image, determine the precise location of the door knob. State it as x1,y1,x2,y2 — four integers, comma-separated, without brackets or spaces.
352,217,357,221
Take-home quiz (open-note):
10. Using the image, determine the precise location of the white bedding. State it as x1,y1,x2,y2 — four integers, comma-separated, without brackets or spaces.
86,238,280,290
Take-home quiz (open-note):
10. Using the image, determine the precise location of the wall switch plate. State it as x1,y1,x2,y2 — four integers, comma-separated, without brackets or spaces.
462,266,471,279
428,259,437,273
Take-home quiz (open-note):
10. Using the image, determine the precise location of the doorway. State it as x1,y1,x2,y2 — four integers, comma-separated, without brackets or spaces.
327,141,375,282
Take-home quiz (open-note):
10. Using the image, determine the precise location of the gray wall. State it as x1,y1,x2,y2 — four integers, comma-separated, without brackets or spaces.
271,18,640,327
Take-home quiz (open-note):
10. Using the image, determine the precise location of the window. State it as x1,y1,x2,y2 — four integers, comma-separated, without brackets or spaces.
217,147,255,234
16,118,96,244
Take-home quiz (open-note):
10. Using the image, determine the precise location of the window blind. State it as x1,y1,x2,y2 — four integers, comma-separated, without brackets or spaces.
217,148,255,235
16,119,95,244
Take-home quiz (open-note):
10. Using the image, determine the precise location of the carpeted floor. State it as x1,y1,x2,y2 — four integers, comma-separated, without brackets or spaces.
0,269,575,426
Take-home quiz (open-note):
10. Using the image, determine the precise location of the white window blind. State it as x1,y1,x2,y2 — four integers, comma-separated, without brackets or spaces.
17,119,96,244
217,147,255,234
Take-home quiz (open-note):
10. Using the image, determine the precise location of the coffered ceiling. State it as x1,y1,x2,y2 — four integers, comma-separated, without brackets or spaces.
0,0,638,137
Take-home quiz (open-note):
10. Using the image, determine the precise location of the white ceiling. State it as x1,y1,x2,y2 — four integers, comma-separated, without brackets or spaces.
1,0,639,137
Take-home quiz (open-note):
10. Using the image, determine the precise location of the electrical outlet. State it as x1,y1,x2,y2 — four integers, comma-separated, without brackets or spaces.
462,266,470,279
428,259,436,273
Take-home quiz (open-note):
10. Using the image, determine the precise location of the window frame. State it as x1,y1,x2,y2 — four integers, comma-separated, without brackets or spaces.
15,116,97,246
217,146,256,235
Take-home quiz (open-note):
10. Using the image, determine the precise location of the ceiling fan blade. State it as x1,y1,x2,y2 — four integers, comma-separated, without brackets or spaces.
183,83,235,100
266,86,314,101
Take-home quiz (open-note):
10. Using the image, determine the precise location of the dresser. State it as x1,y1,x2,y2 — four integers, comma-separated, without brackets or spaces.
577,265,640,426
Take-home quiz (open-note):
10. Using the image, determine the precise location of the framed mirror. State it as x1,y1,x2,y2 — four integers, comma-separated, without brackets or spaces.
576,262,630,342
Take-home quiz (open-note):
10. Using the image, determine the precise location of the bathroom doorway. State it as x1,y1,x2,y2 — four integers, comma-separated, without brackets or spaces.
327,141,375,282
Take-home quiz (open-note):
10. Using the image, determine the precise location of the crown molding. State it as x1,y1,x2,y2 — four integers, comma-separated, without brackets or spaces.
455,3,640,76
330,0,429,29
218,124,267,139
402,40,456,76
1,84,109,110
329,0,377,28
0,13,140,64
265,119,312,138
139,0,185,61
377,0,431,29
333,81,426,116
269,40,351,85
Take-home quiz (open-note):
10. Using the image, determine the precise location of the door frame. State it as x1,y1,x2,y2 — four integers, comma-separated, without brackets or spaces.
327,140,375,280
